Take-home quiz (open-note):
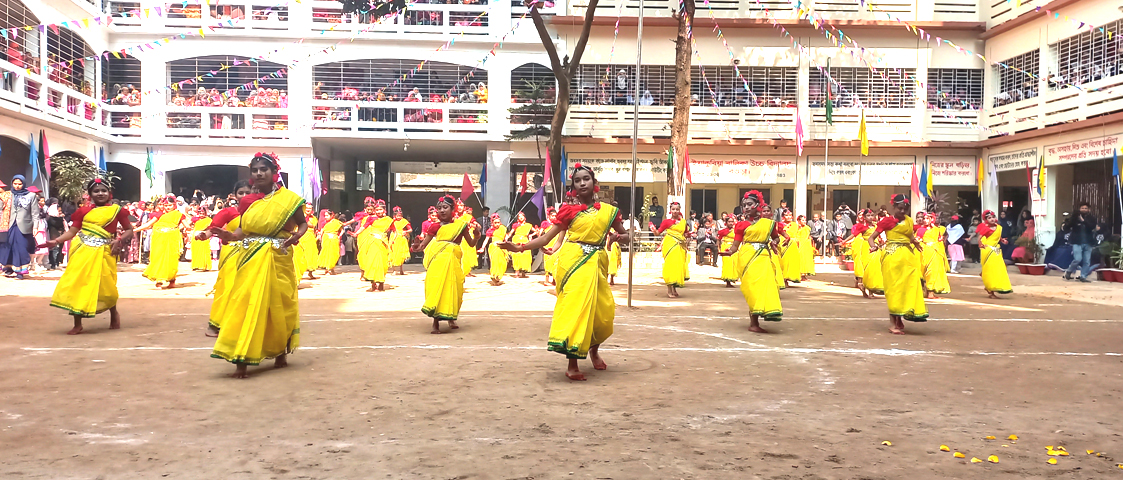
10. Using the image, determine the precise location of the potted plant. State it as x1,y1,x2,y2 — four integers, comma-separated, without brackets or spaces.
1013,235,1047,275
840,246,854,271
1097,238,1122,282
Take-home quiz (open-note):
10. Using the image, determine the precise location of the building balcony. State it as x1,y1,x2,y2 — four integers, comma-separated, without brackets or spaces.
986,74,1123,136
309,99,494,140
565,0,980,23
982,0,1038,29
0,58,103,136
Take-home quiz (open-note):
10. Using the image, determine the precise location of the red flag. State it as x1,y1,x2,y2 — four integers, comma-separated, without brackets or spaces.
543,150,552,187
910,164,920,199
683,146,693,185
518,167,528,195
459,173,474,202
1025,161,1034,192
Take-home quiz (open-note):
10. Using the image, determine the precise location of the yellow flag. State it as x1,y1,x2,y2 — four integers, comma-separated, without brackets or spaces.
858,109,869,156
977,157,984,193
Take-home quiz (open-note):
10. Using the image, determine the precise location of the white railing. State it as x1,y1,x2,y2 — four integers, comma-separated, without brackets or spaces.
810,107,916,141
100,105,292,140
985,74,1123,136
0,58,103,133
562,105,797,140
567,0,978,21
926,109,983,142
310,99,490,137
106,1,291,31
309,1,490,36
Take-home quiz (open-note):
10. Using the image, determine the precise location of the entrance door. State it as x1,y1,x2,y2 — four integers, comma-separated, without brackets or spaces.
1000,186,1028,217
690,189,718,217
614,186,644,220
832,189,858,213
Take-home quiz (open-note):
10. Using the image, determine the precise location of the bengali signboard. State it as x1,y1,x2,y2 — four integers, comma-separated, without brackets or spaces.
988,148,1036,172
687,156,796,184
1044,135,1123,166
566,155,668,183
806,156,915,186
928,156,977,186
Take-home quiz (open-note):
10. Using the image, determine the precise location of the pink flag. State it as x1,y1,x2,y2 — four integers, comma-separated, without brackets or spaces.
543,149,552,187
794,109,805,157
459,173,474,202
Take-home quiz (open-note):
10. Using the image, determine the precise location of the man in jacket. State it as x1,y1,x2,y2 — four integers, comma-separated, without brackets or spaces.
1063,202,1100,282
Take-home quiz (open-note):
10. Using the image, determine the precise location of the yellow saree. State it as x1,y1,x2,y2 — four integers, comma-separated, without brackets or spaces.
548,204,618,359
850,226,869,279
142,210,184,283
191,217,213,271
880,217,927,321
211,187,303,365
359,216,392,283
422,222,466,321
389,218,411,267
510,222,533,272
208,215,243,331
488,224,509,280
719,228,739,282
798,225,815,275
317,218,343,270
608,240,621,276
863,229,885,295
980,226,1013,294
660,218,689,287
738,219,783,320
781,223,801,283
50,205,121,317
292,216,319,275
921,227,951,294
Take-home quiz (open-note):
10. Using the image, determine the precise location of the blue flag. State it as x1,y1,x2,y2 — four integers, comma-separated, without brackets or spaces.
1114,148,1120,178
559,147,568,183
479,163,487,201
98,147,107,171
27,134,38,182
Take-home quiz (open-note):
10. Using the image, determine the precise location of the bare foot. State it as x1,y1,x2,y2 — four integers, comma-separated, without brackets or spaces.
231,364,249,379
378,283,386,292
668,291,679,298
205,326,219,337
274,354,288,369
449,320,459,330
109,309,121,330
589,349,607,371
987,291,998,299
431,319,442,334
154,282,163,288
366,285,376,292
725,282,734,288
161,281,176,290
66,326,84,335
889,328,906,335
926,293,939,299
748,325,768,333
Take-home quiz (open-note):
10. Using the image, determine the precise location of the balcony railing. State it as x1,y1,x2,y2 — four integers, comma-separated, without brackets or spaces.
309,1,490,36
567,0,980,22
810,108,916,141
100,105,292,140
310,99,490,138
0,58,102,133
986,74,1123,136
562,105,797,139
106,1,291,30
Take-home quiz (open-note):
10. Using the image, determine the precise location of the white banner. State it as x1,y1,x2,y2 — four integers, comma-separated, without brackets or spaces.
807,156,915,186
928,156,977,186
391,162,483,175
566,155,668,183
988,148,1036,171
1044,134,1123,166
687,156,796,184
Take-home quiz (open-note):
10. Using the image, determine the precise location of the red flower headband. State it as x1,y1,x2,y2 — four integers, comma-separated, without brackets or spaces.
891,194,909,204
983,209,996,219
436,195,456,206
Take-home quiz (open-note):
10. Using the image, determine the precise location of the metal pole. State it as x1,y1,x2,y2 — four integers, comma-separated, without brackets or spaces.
627,0,644,308
823,124,829,225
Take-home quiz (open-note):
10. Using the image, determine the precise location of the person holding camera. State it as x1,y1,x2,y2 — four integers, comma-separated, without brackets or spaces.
1062,202,1100,282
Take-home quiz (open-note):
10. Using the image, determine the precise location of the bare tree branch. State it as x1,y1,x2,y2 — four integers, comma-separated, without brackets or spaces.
566,0,601,75
526,2,563,74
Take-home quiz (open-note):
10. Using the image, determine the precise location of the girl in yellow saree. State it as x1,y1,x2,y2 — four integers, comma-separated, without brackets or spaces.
796,215,816,279
485,214,509,285
292,204,319,280
139,199,188,288
48,179,133,335
760,204,788,290
199,179,254,337
871,194,928,334
651,202,688,298
508,212,533,277
389,207,412,275
717,217,739,287
780,211,801,285
607,233,621,286
190,214,213,271
721,191,783,333
412,195,481,333
919,213,951,297
317,211,343,274
840,209,874,297
979,210,1013,298
460,207,480,277
499,164,629,381
358,201,393,291
209,153,306,378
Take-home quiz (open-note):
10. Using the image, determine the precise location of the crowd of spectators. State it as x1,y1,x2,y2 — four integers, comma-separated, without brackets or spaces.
313,81,488,104
169,87,289,108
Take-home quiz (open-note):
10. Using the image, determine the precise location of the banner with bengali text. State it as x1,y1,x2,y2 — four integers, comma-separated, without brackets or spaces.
927,156,977,186
687,156,796,184
987,148,1036,172
806,156,915,186
1044,135,1122,166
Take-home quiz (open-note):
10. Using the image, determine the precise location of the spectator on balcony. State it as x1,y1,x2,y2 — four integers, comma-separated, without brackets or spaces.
640,90,654,106
475,82,488,103
406,87,423,102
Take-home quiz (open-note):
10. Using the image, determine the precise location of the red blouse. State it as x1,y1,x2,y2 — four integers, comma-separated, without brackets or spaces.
71,205,131,235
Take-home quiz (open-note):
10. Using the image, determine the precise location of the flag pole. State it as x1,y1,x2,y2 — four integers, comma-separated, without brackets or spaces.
627,0,644,309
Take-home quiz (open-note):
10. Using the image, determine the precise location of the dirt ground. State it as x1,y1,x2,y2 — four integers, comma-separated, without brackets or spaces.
1,261,1122,480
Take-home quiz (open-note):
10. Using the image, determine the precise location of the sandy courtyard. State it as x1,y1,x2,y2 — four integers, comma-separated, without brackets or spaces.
1,262,1122,479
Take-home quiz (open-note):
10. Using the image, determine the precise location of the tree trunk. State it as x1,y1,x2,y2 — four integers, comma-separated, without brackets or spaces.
546,73,569,193
668,0,695,197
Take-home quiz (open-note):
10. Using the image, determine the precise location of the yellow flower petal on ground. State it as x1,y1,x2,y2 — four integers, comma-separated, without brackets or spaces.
953,452,966,458
940,445,950,452
1047,458,1057,465
988,455,999,463
985,436,996,440
1058,451,1070,456
1045,445,1054,450
1057,446,1067,452
882,441,892,446
970,457,983,463
1087,450,1096,455
1047,450,1061,456
1007,435,1018,441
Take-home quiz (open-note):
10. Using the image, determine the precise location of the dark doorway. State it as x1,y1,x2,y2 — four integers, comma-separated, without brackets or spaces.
689,189,717,217
0,136,30,185
999,186,1029,219
168,165,250,200
832,189,858,212
1071,158,1120,235
614,186,644,220
106,162,142,201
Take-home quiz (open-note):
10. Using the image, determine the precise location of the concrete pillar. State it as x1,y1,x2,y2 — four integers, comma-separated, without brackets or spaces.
287,61,312,136
794,156,807,219
486,149,512,223
980,154,999,215
138,54,165,141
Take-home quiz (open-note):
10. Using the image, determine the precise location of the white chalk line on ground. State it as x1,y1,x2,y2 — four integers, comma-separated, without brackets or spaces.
149,312,1123,323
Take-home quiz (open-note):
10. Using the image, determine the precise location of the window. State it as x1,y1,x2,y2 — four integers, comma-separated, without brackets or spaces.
1050,18,1122,90
166,55,288,105
102,53,141,102
46,27,95,94
926,68,983,110
568,64,797,107
1,0,41,72
993,49,1039,106
810,66,917,108
511,63,555,103
313,59,488,102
